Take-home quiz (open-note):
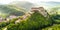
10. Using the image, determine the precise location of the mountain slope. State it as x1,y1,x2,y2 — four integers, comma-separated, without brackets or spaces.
0,5,25,18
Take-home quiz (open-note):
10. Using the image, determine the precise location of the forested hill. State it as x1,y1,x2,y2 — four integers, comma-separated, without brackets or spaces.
0,5,26,18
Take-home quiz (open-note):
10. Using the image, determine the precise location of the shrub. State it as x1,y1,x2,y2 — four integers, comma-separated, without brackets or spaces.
0,22,9,29
51,15,60,24
42,24,60,30
7,23,18,30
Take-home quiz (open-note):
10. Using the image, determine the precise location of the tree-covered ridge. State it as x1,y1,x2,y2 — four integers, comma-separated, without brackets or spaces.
6,11,52,30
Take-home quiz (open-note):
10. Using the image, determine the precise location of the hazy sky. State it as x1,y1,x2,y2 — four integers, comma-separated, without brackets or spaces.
0,0,60,4
0,0,60,10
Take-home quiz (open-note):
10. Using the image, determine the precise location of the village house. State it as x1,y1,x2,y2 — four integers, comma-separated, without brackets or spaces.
9,15,17,19
0,17,3,22
0,17,6,22
21,13,30,20
6,15,17,20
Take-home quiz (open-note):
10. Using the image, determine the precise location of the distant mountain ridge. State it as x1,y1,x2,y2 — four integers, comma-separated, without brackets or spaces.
0,5,25,18
9,1,34,11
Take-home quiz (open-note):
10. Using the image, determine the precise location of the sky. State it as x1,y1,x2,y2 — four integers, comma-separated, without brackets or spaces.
0,0,60,8
0,0,60,4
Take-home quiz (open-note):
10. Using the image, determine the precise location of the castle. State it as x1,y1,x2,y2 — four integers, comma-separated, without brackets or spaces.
31,7,49,17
